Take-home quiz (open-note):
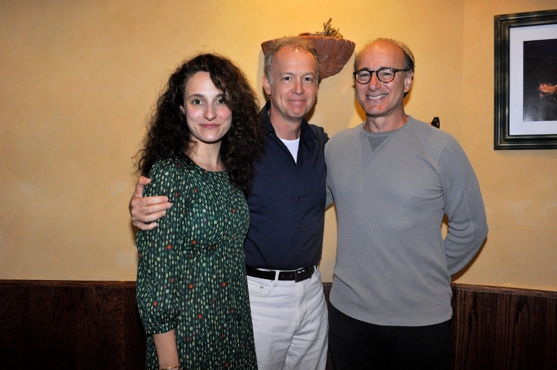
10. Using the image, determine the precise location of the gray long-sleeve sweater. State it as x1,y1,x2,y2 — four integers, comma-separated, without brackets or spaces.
325,117,488,326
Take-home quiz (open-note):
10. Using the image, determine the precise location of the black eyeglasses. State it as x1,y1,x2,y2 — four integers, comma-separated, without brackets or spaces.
353,67,410,84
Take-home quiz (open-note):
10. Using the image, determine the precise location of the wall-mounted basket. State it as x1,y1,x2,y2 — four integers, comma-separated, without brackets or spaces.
261,36,356,79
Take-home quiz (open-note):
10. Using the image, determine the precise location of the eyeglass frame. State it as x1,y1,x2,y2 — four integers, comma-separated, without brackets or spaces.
353,67,410,84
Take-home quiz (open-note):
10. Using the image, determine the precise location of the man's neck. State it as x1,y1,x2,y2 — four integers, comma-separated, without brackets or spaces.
364,112,409,133
268,108,303,140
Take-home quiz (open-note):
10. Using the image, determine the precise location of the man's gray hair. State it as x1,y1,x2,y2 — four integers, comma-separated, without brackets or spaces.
263,36,321,83
354,38,415,72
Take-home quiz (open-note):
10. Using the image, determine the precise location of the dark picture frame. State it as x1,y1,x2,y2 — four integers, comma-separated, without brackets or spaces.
494,9,557,150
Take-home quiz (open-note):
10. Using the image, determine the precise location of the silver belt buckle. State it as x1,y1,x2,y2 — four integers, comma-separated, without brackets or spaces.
294,266,309,282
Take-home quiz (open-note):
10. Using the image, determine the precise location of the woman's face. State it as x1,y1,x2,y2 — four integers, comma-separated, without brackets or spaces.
180,71,232,146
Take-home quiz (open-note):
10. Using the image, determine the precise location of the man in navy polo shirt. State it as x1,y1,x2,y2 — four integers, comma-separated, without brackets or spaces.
130,37,329,369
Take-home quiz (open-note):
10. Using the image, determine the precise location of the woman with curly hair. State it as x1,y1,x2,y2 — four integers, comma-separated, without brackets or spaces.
134,53,262,370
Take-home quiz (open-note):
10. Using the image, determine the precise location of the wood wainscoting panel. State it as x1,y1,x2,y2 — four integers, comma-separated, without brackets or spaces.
451,283,557,370
0,280,146,369
1,280,556,369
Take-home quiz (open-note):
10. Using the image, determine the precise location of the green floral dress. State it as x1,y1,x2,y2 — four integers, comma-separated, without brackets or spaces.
136,157,257,370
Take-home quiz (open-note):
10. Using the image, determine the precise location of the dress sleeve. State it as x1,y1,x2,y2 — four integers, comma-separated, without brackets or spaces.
438,141,489,275
136,159,187,334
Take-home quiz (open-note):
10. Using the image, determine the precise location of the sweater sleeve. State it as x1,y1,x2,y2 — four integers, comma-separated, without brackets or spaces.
438,141,488,275
136,159,187,334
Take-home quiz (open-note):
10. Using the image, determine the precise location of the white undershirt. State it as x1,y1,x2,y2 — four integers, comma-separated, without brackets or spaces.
280,137,300,163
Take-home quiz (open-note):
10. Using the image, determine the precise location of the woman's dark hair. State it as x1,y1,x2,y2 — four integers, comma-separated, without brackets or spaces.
134,53,263,194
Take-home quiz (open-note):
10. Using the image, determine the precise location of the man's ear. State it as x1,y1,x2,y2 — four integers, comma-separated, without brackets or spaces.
263,75,272,96
404,71,414,94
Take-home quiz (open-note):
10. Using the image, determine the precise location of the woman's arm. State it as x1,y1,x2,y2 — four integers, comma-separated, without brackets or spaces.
136,159,187,365
153,330,180,368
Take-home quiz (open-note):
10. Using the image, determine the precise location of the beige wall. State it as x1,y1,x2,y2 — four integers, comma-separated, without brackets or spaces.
1,0,556,290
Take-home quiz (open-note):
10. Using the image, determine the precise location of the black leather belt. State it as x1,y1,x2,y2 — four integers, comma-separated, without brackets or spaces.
246,265,315,282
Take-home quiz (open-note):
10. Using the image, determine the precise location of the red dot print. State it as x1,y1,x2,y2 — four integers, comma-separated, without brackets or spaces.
189,284,194,289
232,209,236,213
230,309,235,314
167,244,172,250
153,301,158,306
192,240,197,245
221,282,227,287
198,314,203,319
171,278,175,283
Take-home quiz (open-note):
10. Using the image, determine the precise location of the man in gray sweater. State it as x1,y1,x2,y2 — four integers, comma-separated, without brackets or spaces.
325,38,488,369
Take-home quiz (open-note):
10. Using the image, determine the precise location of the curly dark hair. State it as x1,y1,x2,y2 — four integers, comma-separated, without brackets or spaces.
135,53,263,194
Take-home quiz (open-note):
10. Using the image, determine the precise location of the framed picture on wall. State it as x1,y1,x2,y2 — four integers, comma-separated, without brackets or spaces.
494,9,557,150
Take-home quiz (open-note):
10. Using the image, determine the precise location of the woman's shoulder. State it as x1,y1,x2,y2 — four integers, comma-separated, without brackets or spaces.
147,157,197,190
150,156,194,175
144,157,195,197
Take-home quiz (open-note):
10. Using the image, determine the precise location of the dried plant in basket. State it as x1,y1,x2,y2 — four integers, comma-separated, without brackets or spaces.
261,19,356,79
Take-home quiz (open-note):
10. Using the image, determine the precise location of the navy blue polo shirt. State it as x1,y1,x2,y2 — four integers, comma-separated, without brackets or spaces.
244,102,328,270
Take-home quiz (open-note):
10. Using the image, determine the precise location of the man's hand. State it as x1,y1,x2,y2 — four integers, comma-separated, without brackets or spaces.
129,176,172,231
